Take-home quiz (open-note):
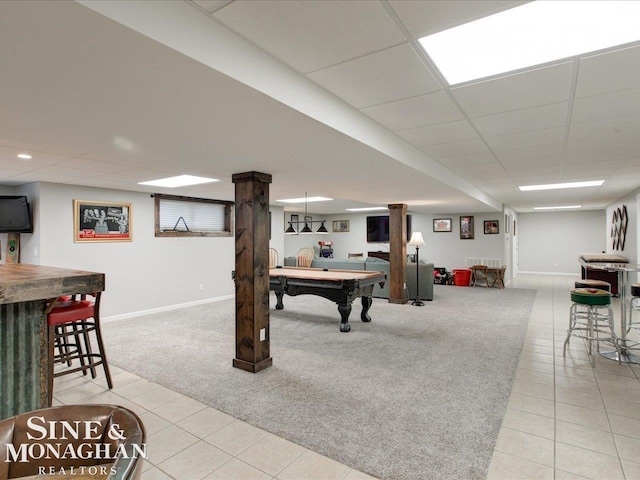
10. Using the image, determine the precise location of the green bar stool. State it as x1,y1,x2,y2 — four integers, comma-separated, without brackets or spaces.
563,288,621,366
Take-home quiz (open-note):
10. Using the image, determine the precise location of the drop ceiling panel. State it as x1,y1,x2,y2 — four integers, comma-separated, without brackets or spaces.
211,0,406,73
192,0,231,14
495,144,564,164
564,146,637,162
572,88,640,124
485,126,566,151
421,139,490,159
452,62,573,118
472,102,568,137
307,43,442,109
388,0,526,38
396,119,478,146
576,43,640,99
436,152,497,168
361,91,464,131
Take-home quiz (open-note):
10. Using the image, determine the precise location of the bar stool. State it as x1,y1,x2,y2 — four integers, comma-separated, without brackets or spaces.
575,279,611,291
563,288,621,366
627,283,640,346
47,292,112,401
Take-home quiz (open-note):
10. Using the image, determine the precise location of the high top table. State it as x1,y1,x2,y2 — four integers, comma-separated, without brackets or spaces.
578,256,640,364
0,264,105,419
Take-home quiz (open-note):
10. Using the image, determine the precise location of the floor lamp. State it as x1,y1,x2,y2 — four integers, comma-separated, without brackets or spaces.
408,232,426,306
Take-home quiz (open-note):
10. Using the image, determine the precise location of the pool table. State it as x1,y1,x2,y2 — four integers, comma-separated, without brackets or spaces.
269,266,387,332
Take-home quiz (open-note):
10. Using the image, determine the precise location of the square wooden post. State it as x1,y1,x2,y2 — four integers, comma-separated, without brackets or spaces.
388,204,408,304
232,172,273,373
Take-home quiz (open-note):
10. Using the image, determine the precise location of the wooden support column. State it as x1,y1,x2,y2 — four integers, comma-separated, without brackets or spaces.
232,172,273,373
388,204,408,304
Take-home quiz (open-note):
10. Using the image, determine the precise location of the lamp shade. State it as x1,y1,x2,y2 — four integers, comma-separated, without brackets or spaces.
316,222,329,234
300,223,313,234
408,231,425,247
285,223,296,234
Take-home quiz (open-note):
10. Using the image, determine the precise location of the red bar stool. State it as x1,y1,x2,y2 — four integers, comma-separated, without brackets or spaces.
47,292,112,401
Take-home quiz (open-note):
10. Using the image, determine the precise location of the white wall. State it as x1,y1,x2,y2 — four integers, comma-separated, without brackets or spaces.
518,210,605,274
269,206,285,266
30,183,236,318
284,211,505,270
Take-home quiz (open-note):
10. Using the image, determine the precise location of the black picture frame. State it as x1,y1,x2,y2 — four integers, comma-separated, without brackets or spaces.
484,220,499,234
460,216,474,239
433,218,452,232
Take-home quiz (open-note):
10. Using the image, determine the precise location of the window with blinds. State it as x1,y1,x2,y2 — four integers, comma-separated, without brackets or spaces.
154,193,234,237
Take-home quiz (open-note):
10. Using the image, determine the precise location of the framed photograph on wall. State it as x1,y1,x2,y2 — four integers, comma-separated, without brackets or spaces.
459,215,474,239
304,215,312,224
74,200,132,242
484,220,499,234
433,218,452,232
332,220,350,232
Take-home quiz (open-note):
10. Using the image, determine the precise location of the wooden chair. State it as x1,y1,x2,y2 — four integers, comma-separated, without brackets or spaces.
348,253,364,258
297,247,315,267
491,265,506,288
471,265,489,287
269,247,278,268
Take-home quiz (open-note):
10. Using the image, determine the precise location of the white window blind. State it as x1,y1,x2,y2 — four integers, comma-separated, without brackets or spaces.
154,194,233,237
159,199,224,232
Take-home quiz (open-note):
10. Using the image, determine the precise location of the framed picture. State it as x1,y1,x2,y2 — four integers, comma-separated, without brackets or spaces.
433,218,452,232
332,220,350,232
459,216,474,239
484,220,499,234
74,200,132,242
304,215,312,224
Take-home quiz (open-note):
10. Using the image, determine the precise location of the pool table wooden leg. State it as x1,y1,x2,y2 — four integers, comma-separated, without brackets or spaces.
361,296,373,322
338,303,352,332
274,291,285,310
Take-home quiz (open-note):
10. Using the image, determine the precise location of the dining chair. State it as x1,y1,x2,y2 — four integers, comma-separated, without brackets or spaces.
269,247,278,268
297,247,315,267
471,265,489,287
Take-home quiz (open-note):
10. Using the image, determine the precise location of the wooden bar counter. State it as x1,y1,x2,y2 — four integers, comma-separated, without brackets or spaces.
0,264,105,419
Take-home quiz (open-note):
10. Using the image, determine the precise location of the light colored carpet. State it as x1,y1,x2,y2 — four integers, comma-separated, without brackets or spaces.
103,285,536,480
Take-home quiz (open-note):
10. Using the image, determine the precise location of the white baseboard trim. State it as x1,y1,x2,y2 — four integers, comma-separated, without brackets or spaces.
103,294,234,323
517,271,578,276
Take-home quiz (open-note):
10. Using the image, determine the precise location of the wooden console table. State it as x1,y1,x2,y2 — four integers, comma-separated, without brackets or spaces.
0,264,105,419
368,251,389,261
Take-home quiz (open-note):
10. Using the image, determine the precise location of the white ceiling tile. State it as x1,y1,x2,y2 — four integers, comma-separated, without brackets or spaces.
396,119,477,146
361,91,464,131
485,127,566,152
55,157,132,174
576,44,640,99
451,62,573,117
212,0,405,73
495,144,564,164
192,0,231,14
472,102,568,137
421,139,490,159
308,44,441,109
564,146,637,163
572,88,640,124
388,0,526,38
436,152,496,168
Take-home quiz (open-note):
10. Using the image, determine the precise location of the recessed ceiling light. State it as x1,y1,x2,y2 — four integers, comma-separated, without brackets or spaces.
419,1,640,85
345,207,389,212
17,153,32,159
138,175,219,188
519,180,604,192
534,205,582,210
276,196,333,203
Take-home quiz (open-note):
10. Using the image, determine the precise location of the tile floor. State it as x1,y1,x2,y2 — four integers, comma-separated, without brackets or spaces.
51,273,640,479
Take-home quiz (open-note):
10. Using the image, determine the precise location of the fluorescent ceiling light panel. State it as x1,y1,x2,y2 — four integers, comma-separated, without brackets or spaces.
419,1,640,85
17,153,32,159
519,180,604,191
345,207,388,212
138,175,219,188
534,205,582,210
276,196,332,203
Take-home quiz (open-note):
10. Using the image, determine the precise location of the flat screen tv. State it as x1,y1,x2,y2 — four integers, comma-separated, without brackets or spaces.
366,215,411,243
0,196,33,233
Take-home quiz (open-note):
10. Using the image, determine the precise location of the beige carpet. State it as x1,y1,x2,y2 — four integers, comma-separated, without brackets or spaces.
103,285,536,480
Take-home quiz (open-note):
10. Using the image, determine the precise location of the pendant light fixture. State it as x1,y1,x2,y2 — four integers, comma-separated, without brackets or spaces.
284,192,329,235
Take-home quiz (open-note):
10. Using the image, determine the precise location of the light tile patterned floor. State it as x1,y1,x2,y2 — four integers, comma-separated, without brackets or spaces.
52,274,640,479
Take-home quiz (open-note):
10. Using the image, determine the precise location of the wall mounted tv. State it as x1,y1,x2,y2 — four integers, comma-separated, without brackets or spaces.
0,196,33,233
366,215,411,243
